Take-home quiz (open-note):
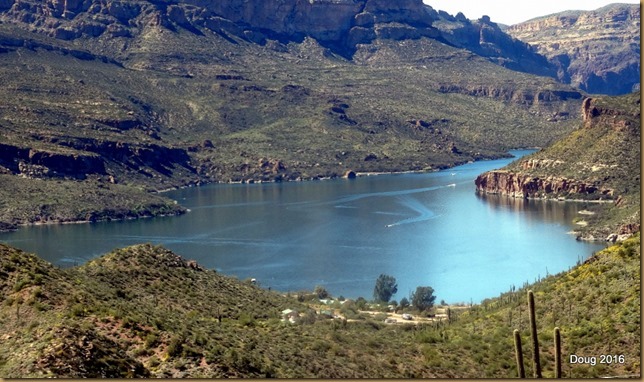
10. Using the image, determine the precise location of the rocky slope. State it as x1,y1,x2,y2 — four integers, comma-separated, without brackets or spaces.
0,0,587,229
507,3,640,95
431,12,556,78
0,0,551,70
475,91,640,240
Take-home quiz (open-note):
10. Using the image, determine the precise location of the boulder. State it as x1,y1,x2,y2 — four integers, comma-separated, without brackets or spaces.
343,170,356,179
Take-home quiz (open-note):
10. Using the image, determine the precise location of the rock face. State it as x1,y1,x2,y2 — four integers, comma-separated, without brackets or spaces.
0,0,557,74
432,13,556,78
0,143,106,179
0,141,193,181
507,4,640,95
436,84,581,106
0,0,443,56
474,170,611,199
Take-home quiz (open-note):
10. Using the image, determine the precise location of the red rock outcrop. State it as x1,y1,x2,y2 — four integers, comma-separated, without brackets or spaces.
581,96,640,131
474,171,613,200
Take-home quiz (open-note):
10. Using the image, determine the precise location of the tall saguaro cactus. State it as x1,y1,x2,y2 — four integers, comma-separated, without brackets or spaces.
528,290,542,378
554,327,562,378
513,329,526,378
512,291,562,378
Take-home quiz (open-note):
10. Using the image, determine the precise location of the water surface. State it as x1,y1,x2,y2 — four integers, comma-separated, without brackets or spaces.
0,150,605,303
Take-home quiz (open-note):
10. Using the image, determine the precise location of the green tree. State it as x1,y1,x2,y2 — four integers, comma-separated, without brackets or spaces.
399,297,410,309
411,286,436,312
373,274,398,302
314,285,330,299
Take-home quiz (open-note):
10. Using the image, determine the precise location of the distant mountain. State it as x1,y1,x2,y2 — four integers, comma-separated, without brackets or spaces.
0,0,584,229
430,11,556,78
476,91,641,240
507,3,640,95
0,0,552,73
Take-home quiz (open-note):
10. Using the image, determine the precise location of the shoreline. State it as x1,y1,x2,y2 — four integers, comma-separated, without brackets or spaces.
0,210,186,233
154,147,538,194
475,189,616,204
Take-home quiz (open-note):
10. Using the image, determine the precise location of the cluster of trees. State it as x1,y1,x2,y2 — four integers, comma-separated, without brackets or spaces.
373,273,436,312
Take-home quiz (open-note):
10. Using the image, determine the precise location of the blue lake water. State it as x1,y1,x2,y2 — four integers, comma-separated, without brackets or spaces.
0,150,605,303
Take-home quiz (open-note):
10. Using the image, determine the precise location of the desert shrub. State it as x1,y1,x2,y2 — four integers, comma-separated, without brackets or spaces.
148,356,160,368
144,333,159,349
239,313,256,327
13,277,30,292
69,303,87,317
166,336,184,358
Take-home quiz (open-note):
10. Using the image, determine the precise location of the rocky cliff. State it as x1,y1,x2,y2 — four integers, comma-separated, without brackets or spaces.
0,0,558,73
474,170,613,200
0,0,442,56
507,3,640,95
432,13,556,78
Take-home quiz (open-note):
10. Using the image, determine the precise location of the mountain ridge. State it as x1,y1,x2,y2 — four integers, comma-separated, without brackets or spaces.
507,3,640,95
0,0,562,76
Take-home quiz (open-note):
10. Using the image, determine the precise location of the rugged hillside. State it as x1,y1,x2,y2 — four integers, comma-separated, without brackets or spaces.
432,12,556,78
475,91,640,240
507,3,640,95
0,0,584,229
0,0,556,71
0,243,442,378
0,235,640,377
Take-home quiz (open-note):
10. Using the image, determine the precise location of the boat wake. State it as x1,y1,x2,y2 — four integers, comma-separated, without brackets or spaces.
385,195,439,227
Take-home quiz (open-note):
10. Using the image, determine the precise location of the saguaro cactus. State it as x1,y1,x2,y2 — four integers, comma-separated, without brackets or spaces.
528,290,542,378
512,291,562,378
554,327,562,378
513,329,526,378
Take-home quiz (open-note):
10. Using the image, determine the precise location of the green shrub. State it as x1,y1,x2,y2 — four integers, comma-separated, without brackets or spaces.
166,336,184,358
69,303,87,317
148,356,161,368
13,277,30,292
145,333,159,349
239,313,256,327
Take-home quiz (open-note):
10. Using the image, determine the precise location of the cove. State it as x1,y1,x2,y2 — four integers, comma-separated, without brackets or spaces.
0,150,605,303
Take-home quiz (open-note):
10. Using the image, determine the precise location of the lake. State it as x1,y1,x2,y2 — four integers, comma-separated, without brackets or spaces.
0,150,605,303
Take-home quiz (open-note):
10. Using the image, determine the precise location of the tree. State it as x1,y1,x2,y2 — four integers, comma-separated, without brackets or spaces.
411,286,436,312
314,285,329,299
399,297,410,309
373,274,398,302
